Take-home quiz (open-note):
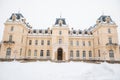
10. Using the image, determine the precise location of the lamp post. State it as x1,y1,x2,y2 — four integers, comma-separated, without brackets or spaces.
14,50,18,61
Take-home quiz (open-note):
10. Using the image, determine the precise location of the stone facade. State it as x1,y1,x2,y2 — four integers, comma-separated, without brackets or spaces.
0,13,120,62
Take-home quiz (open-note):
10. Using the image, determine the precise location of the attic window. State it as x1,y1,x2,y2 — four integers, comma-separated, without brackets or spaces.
45,30,48,33
33,30,36,33
90,32,93,35
102,16,106,22
28,31,30,33
39,30,42,33
79,31,82,34
85,31,87,34
73,30,76,34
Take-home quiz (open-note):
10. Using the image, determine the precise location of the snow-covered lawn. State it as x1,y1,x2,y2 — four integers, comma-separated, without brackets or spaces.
0,61,120,80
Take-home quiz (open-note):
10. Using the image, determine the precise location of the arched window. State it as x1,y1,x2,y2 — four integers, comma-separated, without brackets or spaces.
6,48,11,57
40,50,44,56
70,50,73,58
9,35,12,41
83,51,86,58
89,51,92,57
28,49,31,56
47,50,50,56
34,50,37,56
109,50,114,58
76,50,79,57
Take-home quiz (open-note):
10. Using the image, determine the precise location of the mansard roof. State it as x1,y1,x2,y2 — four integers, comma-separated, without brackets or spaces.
97,15,113,23
55,18,66,25
88,15,115,31
9,13,24,20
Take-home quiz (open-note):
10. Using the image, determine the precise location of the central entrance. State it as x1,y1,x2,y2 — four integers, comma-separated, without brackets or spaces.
57,48,63,60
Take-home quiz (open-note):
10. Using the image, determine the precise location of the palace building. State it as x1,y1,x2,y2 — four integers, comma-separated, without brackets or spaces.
0,13,120,62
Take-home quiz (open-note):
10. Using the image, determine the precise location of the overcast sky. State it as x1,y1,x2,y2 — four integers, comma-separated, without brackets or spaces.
0,0,120,43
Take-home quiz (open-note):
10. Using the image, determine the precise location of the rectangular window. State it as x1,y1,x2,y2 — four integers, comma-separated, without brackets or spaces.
70,50,73,58
29,40,32,45
34,50,37,56
98,50,100,57
9,35,12,41
6,48,11,57
41,40,44,45
108,28,111,33
76,50,79,57
88,41,91,46
109,50,114,58
98,38,100,44
76,41,79,46
35,40,38,45
89,51,92,57
83,51,86,57
28,49,31,56
59,31,62,35
40,50,44,56
109,37,112,44
83,41,85,46
20,48,22,56
59,39,62,44
47,50,50,56
70,41,73,46
47,40,50,45
21,36,23,43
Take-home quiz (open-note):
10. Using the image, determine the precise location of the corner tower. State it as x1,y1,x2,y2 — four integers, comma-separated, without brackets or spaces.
0,13,31,59
92,15,120,61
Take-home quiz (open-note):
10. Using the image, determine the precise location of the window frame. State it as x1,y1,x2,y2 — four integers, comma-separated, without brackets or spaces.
109,50,114,58
70,50,73,58
76,50,79,57
34,50,37,56
28,49,31,56
46,50,50,56
40,50,44,57
6,48,11,57
83,51,86,58
9,35,12,41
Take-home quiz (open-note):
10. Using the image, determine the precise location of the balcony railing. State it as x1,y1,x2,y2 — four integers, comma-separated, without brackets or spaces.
3,41,15,44
106,43,118,46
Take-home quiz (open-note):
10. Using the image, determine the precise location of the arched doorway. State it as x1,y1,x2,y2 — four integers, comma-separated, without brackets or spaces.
57,48,63,60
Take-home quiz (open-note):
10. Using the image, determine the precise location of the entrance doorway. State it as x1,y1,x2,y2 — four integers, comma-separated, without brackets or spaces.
57,48,63,60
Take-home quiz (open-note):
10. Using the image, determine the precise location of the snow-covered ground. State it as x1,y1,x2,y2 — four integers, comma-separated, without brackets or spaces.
0,61,120,80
